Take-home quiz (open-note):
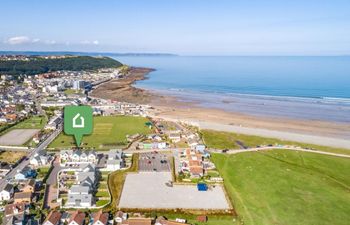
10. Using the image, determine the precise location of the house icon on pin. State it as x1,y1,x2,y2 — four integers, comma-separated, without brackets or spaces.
72,113,85,128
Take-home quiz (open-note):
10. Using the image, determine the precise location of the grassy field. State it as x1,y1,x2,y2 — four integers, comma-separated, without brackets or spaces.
0,116,47,136
0,151,27,163
64,89,83,95
212,150,350,225
105,153,139,210
201,129,350,155
13,116,47,129
49,116,152,149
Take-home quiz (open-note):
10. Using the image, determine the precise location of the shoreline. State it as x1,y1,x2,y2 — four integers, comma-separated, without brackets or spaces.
92,67,350,149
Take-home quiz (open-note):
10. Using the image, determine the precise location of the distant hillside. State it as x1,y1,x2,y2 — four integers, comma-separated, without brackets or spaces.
0,51,178,57
0,56,123,75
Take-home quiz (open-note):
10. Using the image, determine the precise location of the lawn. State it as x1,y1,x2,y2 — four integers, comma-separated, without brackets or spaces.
64,89,83,95
0,151,27,163
201,129,350,155
212,150,350,225
36,166,52,181
96,199,110,207
0,116,47,137
49,116,152,149
12,116,47,129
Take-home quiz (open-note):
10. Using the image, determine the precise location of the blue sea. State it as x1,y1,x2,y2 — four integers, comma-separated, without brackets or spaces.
113,56,350,123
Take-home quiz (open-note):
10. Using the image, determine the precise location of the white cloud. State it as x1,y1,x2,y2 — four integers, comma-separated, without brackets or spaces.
32,38,40,43
6,36,31,45
80,40,99,45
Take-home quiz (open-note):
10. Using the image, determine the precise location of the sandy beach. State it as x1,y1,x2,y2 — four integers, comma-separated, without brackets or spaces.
92,67,350,149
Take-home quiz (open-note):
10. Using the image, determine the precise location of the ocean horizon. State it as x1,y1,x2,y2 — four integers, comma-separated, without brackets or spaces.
113,56,350,122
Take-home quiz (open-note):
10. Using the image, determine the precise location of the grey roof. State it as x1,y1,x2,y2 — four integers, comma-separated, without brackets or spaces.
108,149,122,160
3,183,14,192
107,159,121,166
66,194,92,206
70,185,90,194
77,172,95,185
80,164,95,172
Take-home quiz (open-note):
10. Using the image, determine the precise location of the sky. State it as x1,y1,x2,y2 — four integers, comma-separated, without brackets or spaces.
1,0,350,55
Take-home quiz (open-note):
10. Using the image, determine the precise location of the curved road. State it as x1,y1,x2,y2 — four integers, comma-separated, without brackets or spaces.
210,146,350,158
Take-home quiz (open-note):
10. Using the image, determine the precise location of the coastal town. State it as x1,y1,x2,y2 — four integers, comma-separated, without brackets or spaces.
1,54,349,225
0,55,233,225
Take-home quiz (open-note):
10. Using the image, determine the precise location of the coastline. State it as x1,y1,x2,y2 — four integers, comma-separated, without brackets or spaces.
92,67,350,149
91,67,155,104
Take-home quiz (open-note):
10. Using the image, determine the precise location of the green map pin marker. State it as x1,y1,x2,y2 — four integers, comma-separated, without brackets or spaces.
64,106,93,147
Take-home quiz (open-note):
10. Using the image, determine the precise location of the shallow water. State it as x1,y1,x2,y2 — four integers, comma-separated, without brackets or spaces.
113,56,350,122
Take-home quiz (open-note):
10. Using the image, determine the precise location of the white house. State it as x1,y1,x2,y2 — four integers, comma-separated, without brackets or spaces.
30,151,49,167
14,171,27,180
105,149,123,171
0,183,14,202
60,150,73,161
157,142,167,149
168,133,181,143
61,150,96,163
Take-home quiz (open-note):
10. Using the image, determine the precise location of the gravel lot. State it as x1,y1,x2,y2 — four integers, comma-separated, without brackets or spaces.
119,172,230,210
0,129,39,145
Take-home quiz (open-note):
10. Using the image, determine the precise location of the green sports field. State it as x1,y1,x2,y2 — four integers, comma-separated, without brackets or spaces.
49,116,152,149
212,150,350,225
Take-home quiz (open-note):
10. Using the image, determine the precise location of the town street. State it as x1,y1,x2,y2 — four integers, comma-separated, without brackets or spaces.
0,124,62,189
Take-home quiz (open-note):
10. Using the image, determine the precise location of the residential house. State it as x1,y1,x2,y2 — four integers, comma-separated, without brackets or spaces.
60,150,73,161
14,171,27,181
43,211,62,225
14,167,36,180
30,151,50,167
13,192,31,204
32,132,43,144
66,183,93,208
69,185,90,195
187,139,199,149
60,150,96,163
168,133,181,143
195,145,206,152
76,171,95,187
92,210,109,225
155,217,190,225
45,116,62,130
115,211,128,223
60,212,72,224
106,149,123,171
19,179,36,193
67,211,85,225
0,183,14,202
3,203,27,225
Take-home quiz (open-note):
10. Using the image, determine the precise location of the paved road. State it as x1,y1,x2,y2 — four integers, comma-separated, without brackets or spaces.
124,146,350,158
0,124,62,189
210,146,350,158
